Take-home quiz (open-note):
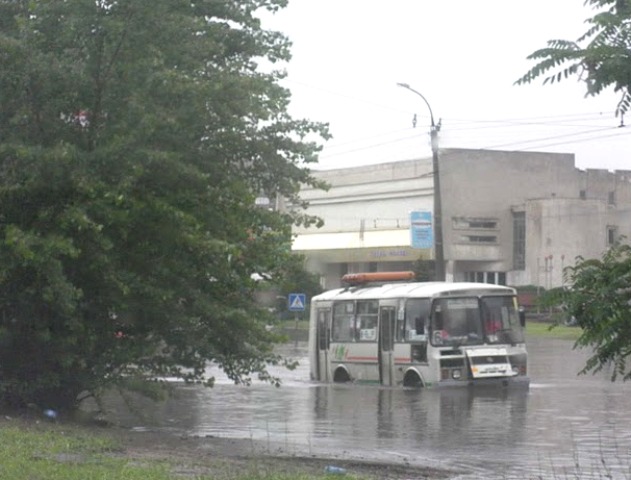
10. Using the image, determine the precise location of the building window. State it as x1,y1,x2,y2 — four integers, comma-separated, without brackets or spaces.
607,226,618,246
513,212,525,270
608,191,616,205
579,189,586,200
461,235,497,243
463,271,506,285
452,217,498,230
469,220,497,229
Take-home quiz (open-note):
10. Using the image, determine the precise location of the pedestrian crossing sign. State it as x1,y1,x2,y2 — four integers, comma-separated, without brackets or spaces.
288,293,306,312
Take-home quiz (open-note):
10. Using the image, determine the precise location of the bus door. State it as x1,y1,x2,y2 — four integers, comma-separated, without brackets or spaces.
316,308,331,382
378,304,397,386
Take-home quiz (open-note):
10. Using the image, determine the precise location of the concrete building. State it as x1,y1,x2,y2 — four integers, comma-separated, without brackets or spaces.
293,148,631,290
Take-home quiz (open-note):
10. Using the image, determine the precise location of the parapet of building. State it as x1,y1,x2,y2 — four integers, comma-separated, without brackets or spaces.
294,148,631,290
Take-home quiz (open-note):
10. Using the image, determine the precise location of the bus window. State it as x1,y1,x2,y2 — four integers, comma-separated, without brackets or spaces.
356,300,378,342
404,299,430,341
431,298,484,346
317,309,330,350
332,301,355,342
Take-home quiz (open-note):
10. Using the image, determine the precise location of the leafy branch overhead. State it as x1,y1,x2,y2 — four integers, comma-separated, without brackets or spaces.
0,0,329,410
515,0,631,116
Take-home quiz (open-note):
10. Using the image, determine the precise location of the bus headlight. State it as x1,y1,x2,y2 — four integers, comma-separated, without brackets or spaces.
452,369,462,380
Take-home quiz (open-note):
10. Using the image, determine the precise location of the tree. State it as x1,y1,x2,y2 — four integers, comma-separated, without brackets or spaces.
271,254,323,320
413,257,436,282
0,0,329,410
560,243,631,381
515,0,631,117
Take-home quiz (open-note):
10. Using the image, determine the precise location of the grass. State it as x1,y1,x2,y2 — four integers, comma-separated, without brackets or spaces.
525,319,582,341
0,422,171,480
0,422,316,480
0,417,443,480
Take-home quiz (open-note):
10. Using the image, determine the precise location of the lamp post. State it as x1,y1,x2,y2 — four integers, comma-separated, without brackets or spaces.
397,83,445,281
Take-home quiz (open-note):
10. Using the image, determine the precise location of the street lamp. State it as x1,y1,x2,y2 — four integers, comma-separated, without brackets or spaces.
397,82,445,281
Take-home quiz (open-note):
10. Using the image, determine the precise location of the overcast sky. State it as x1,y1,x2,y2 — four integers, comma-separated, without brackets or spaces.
262,0,630,172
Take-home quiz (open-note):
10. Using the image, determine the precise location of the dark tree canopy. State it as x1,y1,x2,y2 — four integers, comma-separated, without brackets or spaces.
0,0,329,410
516,0,631,116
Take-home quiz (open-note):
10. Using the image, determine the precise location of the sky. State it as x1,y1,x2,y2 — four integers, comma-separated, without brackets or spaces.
261,0,630,172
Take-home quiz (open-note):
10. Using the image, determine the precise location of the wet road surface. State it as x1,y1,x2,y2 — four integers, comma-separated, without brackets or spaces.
101,336,631,479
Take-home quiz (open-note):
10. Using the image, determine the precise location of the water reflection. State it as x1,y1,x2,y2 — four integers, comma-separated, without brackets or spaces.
101,337,631,479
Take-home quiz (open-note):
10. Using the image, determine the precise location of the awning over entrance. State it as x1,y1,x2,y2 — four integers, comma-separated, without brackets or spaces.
292,230,432,263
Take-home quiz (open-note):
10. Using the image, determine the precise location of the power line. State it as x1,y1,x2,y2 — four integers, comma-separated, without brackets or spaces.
323,127,414,151
508,128,631,152
320,133,428,158
444,116,620,132
318,122,629,160
479,126,619,150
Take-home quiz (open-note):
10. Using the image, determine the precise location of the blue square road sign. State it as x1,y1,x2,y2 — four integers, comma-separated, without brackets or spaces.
288,293,306,312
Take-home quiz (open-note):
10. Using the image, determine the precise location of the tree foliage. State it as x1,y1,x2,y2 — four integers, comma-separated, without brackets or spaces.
561,242,631,381
0,0,329,410
515,0,631,116
413,258,436,282
269,254,323,319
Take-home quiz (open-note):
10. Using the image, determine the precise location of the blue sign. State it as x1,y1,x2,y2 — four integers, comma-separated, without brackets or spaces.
288,293,306,312
410,211,433,249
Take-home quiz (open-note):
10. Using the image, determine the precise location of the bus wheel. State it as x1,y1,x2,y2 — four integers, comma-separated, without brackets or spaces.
333,368,351,383
403,371,423,388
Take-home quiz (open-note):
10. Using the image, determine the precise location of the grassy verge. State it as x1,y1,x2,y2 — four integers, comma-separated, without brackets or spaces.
0,417,450,480
0,421,171,480
525,319,582,341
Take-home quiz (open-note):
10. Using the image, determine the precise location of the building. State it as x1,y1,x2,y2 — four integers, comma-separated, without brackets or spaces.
293,148,631,290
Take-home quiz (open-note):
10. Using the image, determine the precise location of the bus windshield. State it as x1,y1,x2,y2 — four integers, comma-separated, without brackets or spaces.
431,297,484,346
480,295,525,345
430,295,525,347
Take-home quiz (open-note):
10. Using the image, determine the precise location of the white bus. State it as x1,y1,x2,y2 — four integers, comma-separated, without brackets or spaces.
308,272,529,388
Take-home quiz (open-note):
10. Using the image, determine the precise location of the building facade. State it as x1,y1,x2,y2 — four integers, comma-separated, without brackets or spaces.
293,148,631,290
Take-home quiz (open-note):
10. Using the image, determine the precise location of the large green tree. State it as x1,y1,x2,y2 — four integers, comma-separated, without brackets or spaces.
561,244,631,381
515,0,631,116
0,0,329,410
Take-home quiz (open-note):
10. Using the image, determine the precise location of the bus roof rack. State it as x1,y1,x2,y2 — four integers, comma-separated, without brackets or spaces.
341,271,416,286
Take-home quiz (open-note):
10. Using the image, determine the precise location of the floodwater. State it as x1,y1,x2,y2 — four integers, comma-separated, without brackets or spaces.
103,336,631,479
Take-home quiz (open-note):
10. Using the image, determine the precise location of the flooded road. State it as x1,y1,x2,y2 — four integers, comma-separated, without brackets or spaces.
104,336,631,479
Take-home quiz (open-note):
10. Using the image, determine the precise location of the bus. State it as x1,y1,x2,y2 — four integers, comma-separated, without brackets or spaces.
308,272,529,388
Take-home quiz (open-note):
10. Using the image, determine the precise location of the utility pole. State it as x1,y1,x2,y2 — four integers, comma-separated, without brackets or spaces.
397,83,445,281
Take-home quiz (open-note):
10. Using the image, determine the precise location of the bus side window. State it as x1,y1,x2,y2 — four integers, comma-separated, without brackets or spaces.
356,300,378,342
434,308,444,331
317,310,330,350
415,316,425,335
405,298,430,341
331,301,356,342
396,316,406,342
357,314,377,341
